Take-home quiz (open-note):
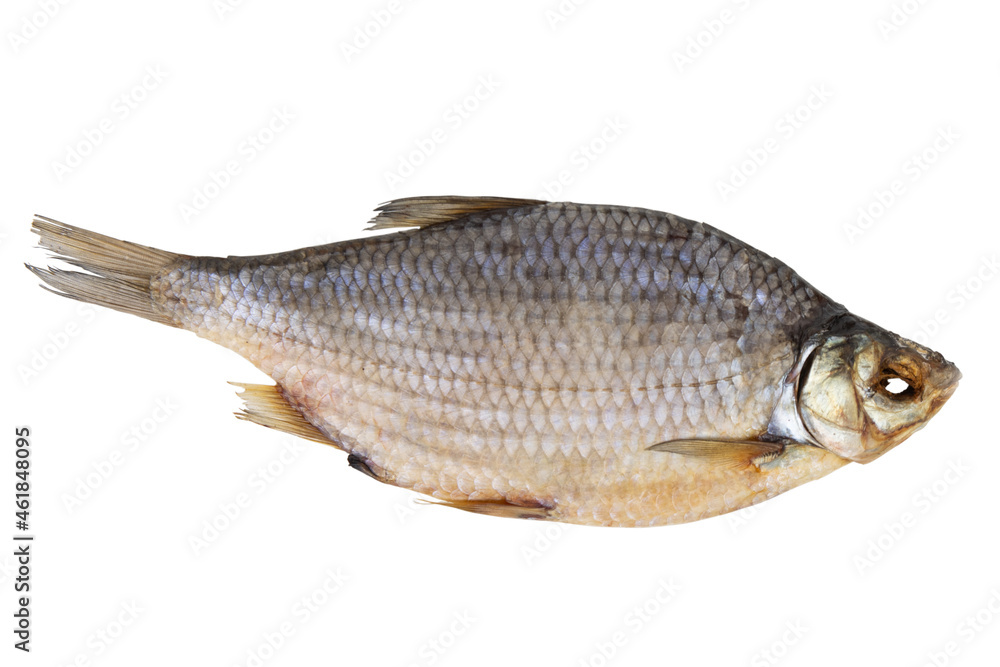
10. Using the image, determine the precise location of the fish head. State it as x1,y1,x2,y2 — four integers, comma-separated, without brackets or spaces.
797,320,961,463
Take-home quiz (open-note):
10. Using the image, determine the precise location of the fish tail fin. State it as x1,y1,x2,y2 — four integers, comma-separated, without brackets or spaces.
26,215,187,328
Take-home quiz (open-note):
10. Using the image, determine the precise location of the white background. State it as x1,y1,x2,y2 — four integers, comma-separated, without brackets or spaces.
3,1,999,665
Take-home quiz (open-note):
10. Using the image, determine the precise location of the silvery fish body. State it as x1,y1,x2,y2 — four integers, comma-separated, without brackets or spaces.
29,197,960,526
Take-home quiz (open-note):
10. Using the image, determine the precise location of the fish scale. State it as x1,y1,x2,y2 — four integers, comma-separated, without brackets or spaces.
28,197,959,526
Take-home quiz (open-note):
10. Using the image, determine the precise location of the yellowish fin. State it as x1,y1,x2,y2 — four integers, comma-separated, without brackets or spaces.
26,215,185,327
418,497,553,520
231,382,334,447
648,439,786,469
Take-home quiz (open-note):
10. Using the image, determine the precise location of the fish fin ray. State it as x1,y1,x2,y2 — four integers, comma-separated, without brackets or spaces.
648,439,785,470
418,497,553,520
230,382,335,447
27,216,187,327
366,196,545,230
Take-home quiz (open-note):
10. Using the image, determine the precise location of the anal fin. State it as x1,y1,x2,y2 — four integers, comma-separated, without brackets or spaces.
419,497,554,521
648,439,786,470
231,382,335,447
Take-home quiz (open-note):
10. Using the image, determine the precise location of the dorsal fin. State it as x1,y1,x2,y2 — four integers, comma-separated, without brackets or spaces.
366,196,545,231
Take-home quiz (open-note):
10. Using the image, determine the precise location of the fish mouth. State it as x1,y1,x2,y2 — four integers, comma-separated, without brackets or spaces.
911,344,960,409
933,359,961,396
940,375,960,398
931,373,960,409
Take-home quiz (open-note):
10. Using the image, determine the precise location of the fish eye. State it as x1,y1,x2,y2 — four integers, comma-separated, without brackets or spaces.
882,376,911,395
875,362,921,401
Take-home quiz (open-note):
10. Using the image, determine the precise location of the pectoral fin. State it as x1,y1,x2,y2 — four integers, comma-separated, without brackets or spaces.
648,439,785,469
